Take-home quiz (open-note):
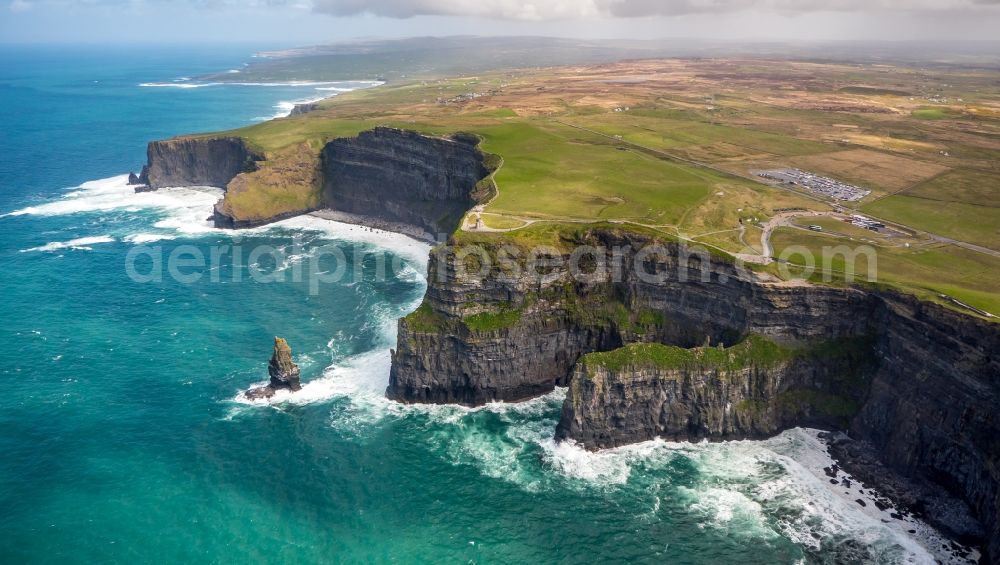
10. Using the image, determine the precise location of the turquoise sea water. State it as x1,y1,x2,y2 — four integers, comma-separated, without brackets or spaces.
0,45,950,564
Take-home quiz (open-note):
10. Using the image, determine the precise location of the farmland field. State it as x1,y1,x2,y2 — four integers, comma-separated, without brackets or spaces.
190,57,1000,316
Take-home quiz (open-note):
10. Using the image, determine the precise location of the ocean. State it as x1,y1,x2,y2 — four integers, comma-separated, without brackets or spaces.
0,44,952,564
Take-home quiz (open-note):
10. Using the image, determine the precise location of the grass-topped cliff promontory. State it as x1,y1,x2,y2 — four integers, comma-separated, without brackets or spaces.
170,57,1000,316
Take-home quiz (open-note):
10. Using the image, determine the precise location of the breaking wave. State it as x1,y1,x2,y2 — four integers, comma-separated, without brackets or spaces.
140,80,383,89
20,235,115,253
2,174,222,231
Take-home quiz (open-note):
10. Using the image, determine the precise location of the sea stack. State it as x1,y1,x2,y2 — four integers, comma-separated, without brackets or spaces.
245,337,302,400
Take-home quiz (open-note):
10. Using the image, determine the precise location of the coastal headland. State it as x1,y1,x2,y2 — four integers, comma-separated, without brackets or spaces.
135,55,1000,561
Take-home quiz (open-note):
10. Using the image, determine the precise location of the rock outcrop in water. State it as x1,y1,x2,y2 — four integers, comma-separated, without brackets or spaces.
245,337,302,400
137,137,263,190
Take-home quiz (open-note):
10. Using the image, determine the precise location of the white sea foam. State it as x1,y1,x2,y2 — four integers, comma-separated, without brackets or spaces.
3,175,223,226
539,434,635,485
140,80,382,89
139,82,219,89
762,429,974,563
1,174,435,268
273,215,431,275
124,233,177,244
20,235,115,253
390,405,958,564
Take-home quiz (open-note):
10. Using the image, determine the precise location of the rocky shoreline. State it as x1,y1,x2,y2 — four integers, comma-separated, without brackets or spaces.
823,432,983,551
390,227,998,557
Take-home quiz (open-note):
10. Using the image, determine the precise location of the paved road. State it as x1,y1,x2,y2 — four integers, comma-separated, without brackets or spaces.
759,211,830,260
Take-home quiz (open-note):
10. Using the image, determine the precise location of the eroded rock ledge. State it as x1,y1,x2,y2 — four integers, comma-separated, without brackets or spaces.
138,137,262,190
555,334,876,449
136,127,494,236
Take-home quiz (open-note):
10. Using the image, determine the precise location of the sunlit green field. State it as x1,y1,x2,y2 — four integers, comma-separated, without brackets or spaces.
771,228,1000,314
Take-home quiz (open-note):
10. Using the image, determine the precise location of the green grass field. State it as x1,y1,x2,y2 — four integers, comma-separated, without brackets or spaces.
911,107,964,120
863,195,1000,249
477,121,732,223
901,169,1000,207
771,228,1000,315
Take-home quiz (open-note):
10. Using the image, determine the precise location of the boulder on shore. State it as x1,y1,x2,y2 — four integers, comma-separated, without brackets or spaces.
245,337,302,400
127,171,142,185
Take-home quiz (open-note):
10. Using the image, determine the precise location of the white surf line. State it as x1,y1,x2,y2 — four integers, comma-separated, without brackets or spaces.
20,235,115,253
265,81,385,120
140,79,384,89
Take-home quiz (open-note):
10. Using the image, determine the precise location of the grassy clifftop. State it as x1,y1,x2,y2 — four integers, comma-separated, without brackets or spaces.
190,57,1000,315
581,334,793,376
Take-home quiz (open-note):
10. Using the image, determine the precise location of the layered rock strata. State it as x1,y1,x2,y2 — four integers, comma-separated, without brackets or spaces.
320,127,492,241
137,128,492,235
141,129,1000,559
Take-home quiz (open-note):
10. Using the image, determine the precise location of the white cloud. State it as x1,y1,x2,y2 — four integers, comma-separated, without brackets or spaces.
308,0,1000,19
10,0,32,12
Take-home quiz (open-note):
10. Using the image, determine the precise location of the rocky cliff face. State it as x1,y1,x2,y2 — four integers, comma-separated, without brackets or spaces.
389,227,1000,556
320,127,492,241
140,128,1000,557
859,295,1000,557
138,128,492,234
389,229,878,404
556,335,875,449
138,137,262,190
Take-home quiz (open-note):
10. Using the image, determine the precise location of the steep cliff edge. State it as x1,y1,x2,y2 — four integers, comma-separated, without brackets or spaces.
138,137,263,190
859,295,1000,557
320,127,494,241
389,228,877,405
556,335,875,449
389,226,1000,557
138,128,493,233
138,128,1000,557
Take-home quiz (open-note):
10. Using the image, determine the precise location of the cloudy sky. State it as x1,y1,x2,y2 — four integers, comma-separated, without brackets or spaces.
2,0,1000,43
